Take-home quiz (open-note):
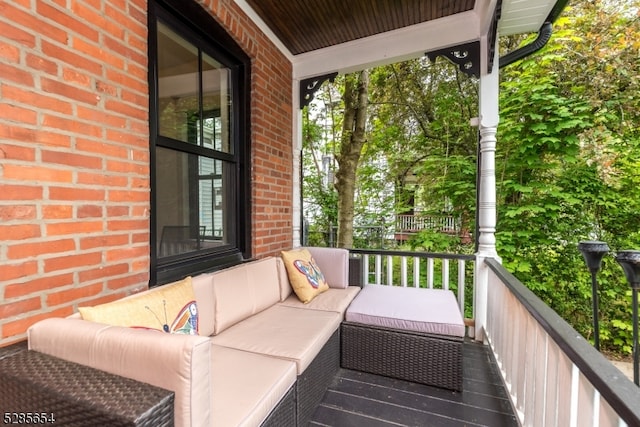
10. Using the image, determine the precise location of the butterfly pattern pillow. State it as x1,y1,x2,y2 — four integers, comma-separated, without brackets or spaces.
78,276,199,335
281,248,330,303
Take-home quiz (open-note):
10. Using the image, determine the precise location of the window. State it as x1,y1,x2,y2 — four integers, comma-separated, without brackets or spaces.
149,1,250,285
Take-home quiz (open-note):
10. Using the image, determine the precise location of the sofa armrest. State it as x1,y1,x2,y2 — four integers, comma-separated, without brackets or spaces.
28,317,211,427
305,246,349,289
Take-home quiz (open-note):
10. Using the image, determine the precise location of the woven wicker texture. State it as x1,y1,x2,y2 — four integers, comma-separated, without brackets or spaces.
260,384,296,427
341,321,463,391
296,329,340,425
0,351,174,426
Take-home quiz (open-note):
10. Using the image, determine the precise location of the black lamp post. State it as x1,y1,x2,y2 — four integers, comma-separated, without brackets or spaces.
578,240,610,351
615,250,640,386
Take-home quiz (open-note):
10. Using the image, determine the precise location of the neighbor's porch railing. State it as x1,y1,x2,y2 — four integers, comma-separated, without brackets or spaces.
348,248,476,335
347,248,640,426
396,214,459,233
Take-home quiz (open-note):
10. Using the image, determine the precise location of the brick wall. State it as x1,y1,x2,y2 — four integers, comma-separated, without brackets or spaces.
0,0,293,346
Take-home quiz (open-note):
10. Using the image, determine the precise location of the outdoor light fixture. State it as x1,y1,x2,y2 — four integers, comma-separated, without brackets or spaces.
578,240,610,351
615,250,640,386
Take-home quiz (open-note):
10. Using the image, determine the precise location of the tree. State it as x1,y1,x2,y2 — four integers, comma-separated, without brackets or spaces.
335,70,369,248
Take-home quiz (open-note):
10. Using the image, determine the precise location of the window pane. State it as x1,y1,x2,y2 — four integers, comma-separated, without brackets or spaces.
156,147,233,258
157,22,198,143
202,53,232,153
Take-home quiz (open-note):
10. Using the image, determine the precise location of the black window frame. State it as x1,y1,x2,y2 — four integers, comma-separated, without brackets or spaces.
148,0,251,286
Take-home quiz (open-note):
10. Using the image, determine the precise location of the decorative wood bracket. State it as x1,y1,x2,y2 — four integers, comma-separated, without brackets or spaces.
425,41,481,79
299,72,338,108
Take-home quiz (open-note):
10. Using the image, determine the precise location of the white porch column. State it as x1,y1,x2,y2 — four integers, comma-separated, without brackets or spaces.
292,79,303,247
474,35,501,342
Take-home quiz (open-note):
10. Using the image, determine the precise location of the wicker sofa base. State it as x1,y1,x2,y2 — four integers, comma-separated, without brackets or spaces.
261,384,296,427
296,328,340,426
341,321,463,391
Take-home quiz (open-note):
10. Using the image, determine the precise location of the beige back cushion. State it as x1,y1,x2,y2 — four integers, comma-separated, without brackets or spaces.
276,257,293,301
212,257,281,335
191,272,216,337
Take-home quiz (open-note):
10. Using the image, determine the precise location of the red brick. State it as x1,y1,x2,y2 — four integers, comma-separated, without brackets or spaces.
26,52,58,75
8,239,75,260
2,164,73,183
0,262,38,282
0,103,37,125
108,190,149,203
49,186,105,201
77,205,104,218
0,297,41,318
46,221,103,236
42,150,103,169
0,205,36,221
0,224,41,240
78,263,129,282
41,77,101,106
2,307,73,339
42,205,73,219
37,2,99,42
105,245,148,263
43,252,102,273
0,20,36,47
3,85,73,115
5,274,74,299
46,283,104,306
106,219,148,232
80,234,129,250
107,272,148,291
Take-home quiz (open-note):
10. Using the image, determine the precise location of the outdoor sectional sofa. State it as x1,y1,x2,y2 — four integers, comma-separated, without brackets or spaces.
27,247,361,427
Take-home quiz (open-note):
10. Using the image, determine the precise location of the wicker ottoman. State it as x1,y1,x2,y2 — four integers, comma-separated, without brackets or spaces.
341,284,465,391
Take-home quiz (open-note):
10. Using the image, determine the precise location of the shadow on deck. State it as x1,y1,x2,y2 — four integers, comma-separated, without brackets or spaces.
311,340,518,427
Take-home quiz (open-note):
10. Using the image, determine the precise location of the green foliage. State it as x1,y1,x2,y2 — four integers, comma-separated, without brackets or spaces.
497,0,640,355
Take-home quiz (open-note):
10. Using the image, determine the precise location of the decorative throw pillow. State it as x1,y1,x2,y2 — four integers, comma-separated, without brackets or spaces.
281,248,329,303
78,276,199,335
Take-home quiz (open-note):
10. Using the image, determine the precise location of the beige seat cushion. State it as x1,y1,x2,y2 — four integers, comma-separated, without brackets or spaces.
278,286,361,316
212,305,341,374
211,345,296,427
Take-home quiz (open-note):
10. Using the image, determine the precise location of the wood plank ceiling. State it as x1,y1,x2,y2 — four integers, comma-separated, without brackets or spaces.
246,0,476,55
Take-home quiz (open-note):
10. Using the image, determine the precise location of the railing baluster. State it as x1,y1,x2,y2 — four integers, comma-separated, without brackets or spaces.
375,255,382,284
401,256,408,287
386,255,393,285
427,258,434,289
442,258,450,290
413,256,420,288
458,259,465,314
363,254,370,285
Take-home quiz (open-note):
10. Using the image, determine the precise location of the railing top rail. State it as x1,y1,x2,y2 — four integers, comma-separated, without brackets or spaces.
485,258,640,426
349,248,475,261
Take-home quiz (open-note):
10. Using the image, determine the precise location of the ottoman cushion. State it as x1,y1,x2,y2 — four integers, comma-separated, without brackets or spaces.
345,284,465,337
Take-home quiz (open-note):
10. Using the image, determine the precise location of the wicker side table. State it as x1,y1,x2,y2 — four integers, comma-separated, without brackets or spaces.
0,350,174,426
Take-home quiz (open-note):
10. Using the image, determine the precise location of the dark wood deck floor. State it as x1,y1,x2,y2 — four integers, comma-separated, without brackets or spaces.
310,340,518,427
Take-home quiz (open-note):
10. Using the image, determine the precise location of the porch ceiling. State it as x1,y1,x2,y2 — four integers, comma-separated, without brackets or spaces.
244,0,476,55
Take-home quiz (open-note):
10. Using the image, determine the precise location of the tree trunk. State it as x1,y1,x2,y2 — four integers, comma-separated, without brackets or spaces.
335,71,369,248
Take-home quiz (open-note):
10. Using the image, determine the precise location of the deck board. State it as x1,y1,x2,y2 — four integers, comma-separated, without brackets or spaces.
310,340,518,427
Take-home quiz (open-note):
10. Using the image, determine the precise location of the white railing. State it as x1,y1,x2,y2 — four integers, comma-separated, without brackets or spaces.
485,258,640,427
348,249,475,334
396,214,459,233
